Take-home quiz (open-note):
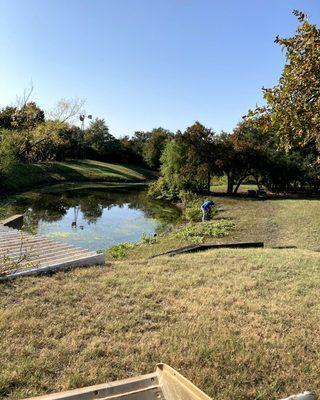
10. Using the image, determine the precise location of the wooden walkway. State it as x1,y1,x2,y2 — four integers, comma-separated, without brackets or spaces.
0,223,105,280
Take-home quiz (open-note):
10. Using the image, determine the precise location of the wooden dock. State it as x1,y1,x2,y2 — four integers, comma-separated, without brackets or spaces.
0,223,105,280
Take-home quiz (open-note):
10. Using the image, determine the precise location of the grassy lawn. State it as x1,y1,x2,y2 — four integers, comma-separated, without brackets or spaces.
211,183,258,194
118,196,320,260
0,160,156,193
1,195,320,399
1,248,320,399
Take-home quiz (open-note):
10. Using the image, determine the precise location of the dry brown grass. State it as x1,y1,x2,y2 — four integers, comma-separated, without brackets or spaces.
1,196,320,399
1,247,320,399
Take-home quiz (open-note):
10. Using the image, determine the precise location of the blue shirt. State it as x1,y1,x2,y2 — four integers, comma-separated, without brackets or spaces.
201,201,214,210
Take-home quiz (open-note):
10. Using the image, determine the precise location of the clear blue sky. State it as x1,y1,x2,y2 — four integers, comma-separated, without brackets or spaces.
0,0,319,137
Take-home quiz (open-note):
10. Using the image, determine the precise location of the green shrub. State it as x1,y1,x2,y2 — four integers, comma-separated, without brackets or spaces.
178,190,198,204
140,233,157,244
172,220,235,243
107,242,135,259
148,177,168,199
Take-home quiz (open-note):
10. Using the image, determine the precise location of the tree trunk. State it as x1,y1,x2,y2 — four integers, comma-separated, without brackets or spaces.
253,174,261,189
233,170,249,194
227,171,234,195
207,170,211,193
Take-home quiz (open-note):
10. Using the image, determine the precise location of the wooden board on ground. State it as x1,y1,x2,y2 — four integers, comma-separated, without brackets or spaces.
151,241,264,258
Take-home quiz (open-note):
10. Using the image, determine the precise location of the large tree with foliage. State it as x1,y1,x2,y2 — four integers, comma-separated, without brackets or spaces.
149,122,216,198
216,119,275,194
262,10,320,151
175,122,216,193
85,118,120,160
142,127,173,169
0,102,45,131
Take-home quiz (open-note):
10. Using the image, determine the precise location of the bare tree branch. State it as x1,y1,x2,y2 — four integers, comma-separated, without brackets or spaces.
16,81,34,109
47,98,86,123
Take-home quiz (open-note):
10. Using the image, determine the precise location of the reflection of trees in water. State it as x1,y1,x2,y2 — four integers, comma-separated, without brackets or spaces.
79,196,104,224
23,195,68,229
17,188,181,229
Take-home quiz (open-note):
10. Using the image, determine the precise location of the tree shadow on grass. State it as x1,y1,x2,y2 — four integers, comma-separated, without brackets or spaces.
64,160,157,181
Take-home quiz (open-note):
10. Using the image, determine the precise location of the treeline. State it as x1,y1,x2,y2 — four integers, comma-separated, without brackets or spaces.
149,10,320,198
1,10,319,196
0,96,174,178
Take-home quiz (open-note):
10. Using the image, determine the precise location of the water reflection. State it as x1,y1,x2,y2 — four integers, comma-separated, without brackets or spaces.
12,187,180,251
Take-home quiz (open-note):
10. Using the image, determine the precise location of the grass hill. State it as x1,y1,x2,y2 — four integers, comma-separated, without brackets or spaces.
0,159,156,193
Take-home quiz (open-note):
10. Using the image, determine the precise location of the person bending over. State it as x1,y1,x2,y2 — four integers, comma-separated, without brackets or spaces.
201,200,214,222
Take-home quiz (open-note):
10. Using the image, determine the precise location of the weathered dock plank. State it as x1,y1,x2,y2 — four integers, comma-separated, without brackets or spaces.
151,241,264,258
0,224,105,280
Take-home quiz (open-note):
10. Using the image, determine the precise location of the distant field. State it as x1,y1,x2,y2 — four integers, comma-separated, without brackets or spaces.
0,160,156,193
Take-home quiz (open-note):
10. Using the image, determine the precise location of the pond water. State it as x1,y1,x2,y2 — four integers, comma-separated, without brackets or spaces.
10,186,181,251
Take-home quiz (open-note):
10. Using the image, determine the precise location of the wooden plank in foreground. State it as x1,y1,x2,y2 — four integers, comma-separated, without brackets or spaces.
151,241,264,258
21,363,316,400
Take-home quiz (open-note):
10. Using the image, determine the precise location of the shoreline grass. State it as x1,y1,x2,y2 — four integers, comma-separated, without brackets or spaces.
0,160,156,194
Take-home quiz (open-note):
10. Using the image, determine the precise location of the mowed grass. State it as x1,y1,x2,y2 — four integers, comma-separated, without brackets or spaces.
217,196,320,251
1,248,320,399
119,196,320,260
0,160,155,193
1,196,320,399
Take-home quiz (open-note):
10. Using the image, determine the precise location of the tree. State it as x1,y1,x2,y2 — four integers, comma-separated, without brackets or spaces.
0,102,45,131
262,10,320,150
176,122,216,193
215,120,275,195
85,118,120,160
142,128,173,169
48,98,86,123
0,106,17,130
149,122,217,199
118,135,144,164
131,131,151,157
29,121,71,161
0,129,16,177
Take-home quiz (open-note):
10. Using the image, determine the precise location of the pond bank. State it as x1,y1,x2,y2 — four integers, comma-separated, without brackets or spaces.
0,159,156,194
1,185,181,252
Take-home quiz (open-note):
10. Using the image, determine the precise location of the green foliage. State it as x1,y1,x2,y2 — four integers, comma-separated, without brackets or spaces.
172,220,235,243
184,201,203,222
0,106,17,130
107,242,135,259
175,122,216,193
178,190,198,204
151,122,217,199
215,121,275,194
131,131,151,155
0,130,17,176
148,176,177,200
140,233,157,244
85,118,121,160
142,127,173,169
0,102,45,131
262,11,320,150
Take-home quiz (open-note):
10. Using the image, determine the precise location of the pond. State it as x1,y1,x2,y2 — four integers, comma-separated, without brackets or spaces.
9,185,181,251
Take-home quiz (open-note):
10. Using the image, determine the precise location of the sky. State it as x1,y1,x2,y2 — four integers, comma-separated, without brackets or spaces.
0,0,319,137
